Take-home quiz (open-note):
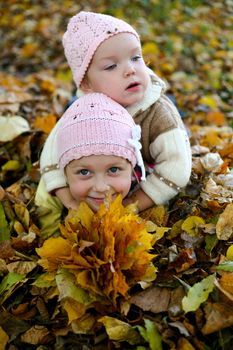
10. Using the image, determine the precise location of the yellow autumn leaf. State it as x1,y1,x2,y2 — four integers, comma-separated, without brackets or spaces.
204,130,223,147
37,195,157,314
21,42,39,58
142,42,159,56
63,299,86,324
34,114,57,134
198,95,218,109
0,326,9,350
226,245,233,260
36,237,72,270
168,219,184,239
71,313,96,334
99,316,142,345
1,160,21,171
37,237,71,259
14,203,30,229
181,216,205,236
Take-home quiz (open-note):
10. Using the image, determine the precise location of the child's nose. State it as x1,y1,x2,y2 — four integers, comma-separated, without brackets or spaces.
124,63,136,77
93,177,110,192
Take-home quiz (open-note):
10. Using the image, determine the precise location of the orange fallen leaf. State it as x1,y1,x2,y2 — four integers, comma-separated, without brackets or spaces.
219,272,233,295
34,114,57,134
37,195,157,309
206,111,226,126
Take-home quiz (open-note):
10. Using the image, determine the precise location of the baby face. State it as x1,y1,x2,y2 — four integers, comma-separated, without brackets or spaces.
65,154,132,212
81,33,150,107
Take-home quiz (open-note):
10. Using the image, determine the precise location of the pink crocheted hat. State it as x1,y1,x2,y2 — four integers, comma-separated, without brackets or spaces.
57,93,145,180
62,11,140,88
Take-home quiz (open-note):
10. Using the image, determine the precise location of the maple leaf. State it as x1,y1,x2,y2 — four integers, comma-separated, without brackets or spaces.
36,195,157,324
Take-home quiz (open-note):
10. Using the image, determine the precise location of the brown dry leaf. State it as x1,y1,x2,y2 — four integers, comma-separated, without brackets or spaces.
20,325,50,345
130,286,171,313
202,302,233,334
201,178,233,206
0,186,5,201
216,203,233,240
171,248,196,273
168,286,186,316
0,241,15,260
177,337,195,350
0,258,8,274
7,261,37,275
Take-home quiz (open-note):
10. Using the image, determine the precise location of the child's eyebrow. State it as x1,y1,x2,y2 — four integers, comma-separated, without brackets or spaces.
99,55,117,62
99,46,142,61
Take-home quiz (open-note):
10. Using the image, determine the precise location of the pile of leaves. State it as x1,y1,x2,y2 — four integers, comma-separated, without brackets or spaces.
0,1,233,349
36,197,157,328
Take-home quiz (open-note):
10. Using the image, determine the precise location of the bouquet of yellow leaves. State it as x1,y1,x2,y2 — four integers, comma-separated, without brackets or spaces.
36,195,157,326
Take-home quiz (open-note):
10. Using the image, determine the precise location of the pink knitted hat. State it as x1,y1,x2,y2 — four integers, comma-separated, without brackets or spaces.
57,93,145,180
62,11,140,88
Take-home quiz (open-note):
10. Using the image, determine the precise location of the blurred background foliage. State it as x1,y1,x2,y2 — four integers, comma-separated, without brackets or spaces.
0,0,232,101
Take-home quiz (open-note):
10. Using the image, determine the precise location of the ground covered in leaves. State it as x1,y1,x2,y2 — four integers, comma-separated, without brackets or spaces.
0,1,233,349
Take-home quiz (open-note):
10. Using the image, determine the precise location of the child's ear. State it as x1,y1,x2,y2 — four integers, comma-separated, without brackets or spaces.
80,77,93,93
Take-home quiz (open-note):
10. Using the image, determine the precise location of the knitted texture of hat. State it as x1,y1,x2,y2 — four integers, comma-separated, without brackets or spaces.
57,93,139,170
62,11,140,88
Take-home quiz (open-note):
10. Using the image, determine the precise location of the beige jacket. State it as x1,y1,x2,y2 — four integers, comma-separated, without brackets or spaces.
38,73,191,205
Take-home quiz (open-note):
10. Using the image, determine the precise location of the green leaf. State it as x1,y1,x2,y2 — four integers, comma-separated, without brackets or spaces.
0,202,10,242
56,269,95,305
205,234,218,254
217,261,233,272
33,272,57,288
136,319,162,350
0,272,24,295
182,274,215,313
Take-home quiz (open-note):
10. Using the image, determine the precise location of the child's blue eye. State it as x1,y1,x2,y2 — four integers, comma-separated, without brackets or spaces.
79,169,90,176
105,64,117,70
132,55,141,61
109,167,119,174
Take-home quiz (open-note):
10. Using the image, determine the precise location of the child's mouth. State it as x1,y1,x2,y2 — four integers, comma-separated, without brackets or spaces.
126,82,140,91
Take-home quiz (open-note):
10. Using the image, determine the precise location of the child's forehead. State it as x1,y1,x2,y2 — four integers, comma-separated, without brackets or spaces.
94,33,141,57
68,155,130,167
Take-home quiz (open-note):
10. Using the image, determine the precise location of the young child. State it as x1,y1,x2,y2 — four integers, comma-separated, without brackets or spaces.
39,11,192,212
35,92,145,232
